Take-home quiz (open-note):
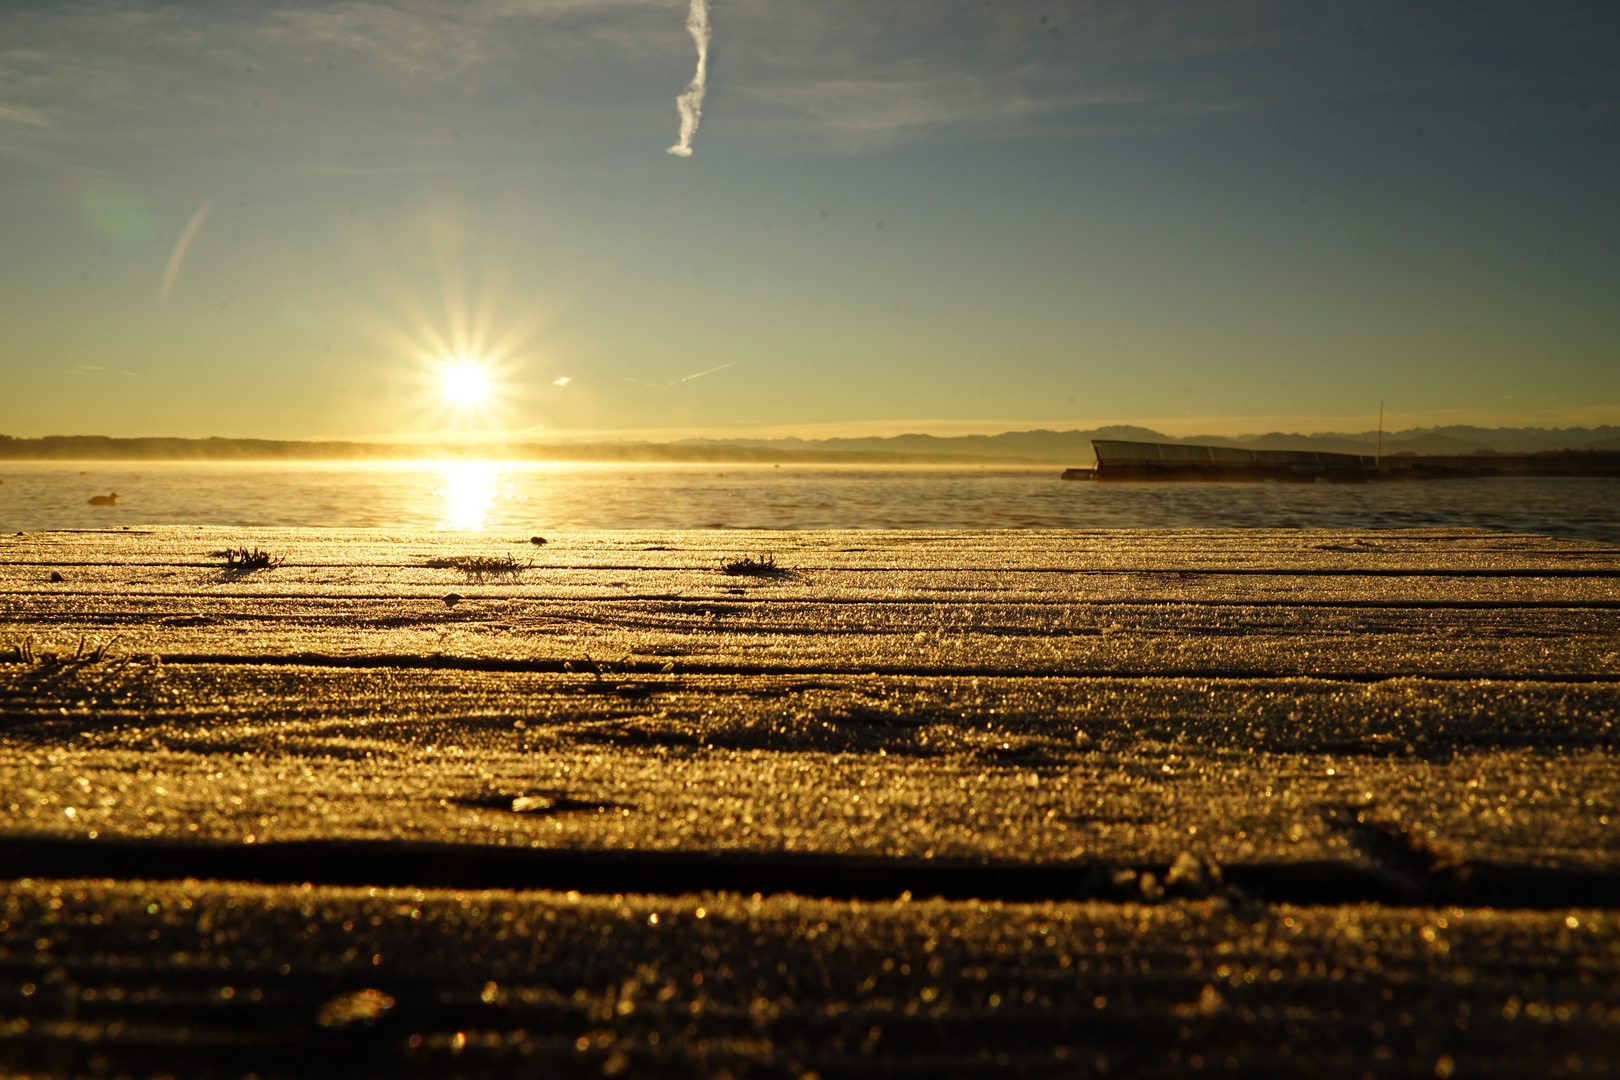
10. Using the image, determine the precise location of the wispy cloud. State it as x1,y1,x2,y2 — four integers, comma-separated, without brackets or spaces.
0,0,1609,168
731,66,1159,152
260,0,670,86
711,0,1618,152
0,0,683,168
0,102,51,127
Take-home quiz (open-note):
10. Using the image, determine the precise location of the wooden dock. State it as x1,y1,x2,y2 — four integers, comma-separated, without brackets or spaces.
3,526,1619,1077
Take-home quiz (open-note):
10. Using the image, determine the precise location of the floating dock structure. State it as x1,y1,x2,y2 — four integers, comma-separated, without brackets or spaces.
1071,439,1620,481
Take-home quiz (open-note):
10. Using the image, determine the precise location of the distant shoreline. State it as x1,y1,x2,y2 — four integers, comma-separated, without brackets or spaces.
0,435,1060,467
2,425,1616,466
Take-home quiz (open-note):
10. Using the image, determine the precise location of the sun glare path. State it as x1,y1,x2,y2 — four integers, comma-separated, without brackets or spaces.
436,461,500,530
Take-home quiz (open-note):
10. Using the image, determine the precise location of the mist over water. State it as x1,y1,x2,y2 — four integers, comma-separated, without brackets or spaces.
2,463,1618,544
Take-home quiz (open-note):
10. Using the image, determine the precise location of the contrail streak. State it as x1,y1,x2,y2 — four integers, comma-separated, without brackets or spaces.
666,0,710,157
674,361,735,384
160,199,213,301
621,362,737,388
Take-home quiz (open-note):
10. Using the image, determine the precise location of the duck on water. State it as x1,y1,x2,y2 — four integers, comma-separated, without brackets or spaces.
87,492,118,506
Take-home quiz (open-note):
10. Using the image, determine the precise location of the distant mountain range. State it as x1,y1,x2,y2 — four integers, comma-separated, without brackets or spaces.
676,425,1620,463
1179,425,1620,457
2,425,1617,465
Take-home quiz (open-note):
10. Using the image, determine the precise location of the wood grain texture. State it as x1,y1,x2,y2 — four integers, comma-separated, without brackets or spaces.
5,529,1619,681
3,527,1619,1076
7,878,1618,1079
3,527,1617,864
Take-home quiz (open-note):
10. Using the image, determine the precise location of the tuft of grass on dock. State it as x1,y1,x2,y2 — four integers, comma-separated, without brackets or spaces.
10,634,119,666
425,554,532,582
218,547,284,572
721,554,790,579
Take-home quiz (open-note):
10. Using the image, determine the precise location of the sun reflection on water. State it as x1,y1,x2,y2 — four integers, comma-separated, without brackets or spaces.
434,462,501,530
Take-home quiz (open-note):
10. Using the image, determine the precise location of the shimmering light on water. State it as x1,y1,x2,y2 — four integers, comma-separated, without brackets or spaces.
0,462,1618,543
434,461,505,531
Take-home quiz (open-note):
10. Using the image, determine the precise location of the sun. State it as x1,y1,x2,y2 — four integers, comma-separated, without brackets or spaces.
416,348,515,432
441,360,492,407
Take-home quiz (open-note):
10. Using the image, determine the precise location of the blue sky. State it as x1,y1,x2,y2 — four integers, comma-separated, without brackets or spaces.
1,0,1616,441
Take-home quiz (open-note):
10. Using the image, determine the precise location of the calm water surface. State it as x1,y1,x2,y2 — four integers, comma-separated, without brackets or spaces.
2,462,1618,543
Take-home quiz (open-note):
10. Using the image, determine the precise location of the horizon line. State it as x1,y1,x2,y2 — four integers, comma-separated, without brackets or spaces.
6,405,1620,446
5,417,1619,449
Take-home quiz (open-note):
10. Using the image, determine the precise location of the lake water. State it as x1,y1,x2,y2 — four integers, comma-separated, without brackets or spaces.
2,461,1619,543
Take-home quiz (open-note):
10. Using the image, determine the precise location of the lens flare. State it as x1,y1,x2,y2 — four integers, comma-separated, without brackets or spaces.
161,199,213,301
